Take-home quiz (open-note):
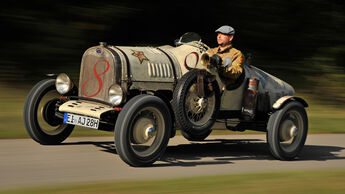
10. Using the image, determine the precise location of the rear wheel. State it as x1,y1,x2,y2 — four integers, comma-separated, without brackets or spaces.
114,95,171,167
267,101,308,160
23,79,74,145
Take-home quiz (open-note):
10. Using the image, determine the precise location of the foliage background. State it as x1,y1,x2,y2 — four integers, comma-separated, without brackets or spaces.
0,0,344,137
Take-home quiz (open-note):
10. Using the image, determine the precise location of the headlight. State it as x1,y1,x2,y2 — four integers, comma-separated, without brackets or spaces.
56,73,73,95
109,84,125,106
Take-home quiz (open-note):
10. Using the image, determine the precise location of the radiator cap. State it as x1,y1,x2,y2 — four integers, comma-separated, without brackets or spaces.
99,42,108,47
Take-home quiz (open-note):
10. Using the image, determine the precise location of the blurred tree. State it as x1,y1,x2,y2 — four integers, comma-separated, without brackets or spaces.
0,0,344,102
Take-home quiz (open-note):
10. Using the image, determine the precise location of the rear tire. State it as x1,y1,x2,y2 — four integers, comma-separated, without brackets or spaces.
23,79,74,145
267,101,308,160
114,95,171,167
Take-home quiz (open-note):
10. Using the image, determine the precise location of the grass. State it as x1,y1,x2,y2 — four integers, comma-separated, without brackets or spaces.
297,92,345,133
1,169,345,193
0,84,344,139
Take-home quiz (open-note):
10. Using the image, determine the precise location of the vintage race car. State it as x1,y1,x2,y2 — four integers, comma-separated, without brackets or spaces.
24,32,308,166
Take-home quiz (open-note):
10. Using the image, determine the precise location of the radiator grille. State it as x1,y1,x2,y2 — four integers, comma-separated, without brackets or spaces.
79,47,115,102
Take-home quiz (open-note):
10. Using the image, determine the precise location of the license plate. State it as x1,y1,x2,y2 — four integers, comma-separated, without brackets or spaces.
63,113,99,129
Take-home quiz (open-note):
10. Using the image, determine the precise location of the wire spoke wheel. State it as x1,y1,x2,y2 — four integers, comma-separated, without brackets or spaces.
185,84,216,126
173,70,220,141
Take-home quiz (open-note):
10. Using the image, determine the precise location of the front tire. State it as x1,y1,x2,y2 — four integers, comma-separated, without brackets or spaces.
23,79,74,145
267,101,308,160
114,95,171,167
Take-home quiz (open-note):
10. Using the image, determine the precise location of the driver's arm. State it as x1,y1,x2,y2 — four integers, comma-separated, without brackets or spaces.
222,50,244,80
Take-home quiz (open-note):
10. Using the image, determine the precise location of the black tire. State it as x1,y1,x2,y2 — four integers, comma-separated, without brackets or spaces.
114,95,171,167
172,70,220,141
267,101,308,160
181,129,212,141
23,79,74,145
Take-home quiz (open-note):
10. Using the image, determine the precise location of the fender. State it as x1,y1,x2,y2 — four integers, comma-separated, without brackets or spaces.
272,96,308,110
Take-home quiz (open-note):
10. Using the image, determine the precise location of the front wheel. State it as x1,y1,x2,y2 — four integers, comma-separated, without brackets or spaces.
267,101,308,160
114,95,172,167
23,79,74,145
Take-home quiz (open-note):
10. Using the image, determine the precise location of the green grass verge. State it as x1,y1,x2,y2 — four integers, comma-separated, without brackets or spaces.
0,84,344,139
1,169,345,194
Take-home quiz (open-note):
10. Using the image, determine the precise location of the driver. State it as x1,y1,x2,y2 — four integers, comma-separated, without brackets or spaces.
208,25,244,84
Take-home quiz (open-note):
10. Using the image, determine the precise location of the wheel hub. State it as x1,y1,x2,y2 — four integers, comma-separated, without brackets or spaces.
190,97,208,114
42,99,61,126
195,98,208,113
146,127,156,139
132,117,156,144
280,119,298,142
290,126,298,138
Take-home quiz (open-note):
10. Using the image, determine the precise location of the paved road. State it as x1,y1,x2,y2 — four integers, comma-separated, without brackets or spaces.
1,134,344,190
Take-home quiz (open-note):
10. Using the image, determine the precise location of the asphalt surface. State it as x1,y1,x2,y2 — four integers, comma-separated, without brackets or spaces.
1,134,344,190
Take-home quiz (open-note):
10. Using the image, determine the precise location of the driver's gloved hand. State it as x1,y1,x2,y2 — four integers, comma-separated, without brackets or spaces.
209,54,222,68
